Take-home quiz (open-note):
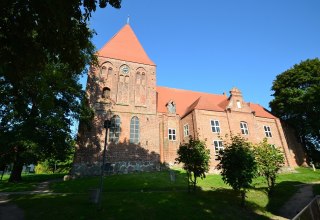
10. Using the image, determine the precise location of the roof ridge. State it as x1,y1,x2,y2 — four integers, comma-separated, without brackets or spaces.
157,86,226,97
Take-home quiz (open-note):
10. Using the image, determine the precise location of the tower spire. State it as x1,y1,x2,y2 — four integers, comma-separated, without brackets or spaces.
127,15,130,24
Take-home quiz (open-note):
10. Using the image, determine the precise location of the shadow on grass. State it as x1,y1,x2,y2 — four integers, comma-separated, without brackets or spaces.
0,173,65,192
9,187,271,220
263,181,302,216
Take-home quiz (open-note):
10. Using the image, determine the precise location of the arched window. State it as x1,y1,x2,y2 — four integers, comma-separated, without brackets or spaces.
130,116,140,144
109,115,121,143
102,87,110,99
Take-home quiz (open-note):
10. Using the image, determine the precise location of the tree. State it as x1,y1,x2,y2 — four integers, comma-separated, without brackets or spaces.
0,0,120,182
270,58,320,164
176,137,211,192
217,135,257,207
254,139,284,195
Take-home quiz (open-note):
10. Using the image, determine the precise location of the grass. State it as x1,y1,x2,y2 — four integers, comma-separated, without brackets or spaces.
4,167,320,220
0,173,65,192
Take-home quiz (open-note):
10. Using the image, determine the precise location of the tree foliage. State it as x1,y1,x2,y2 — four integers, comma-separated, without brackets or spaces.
176,137,210,192
270,58,320,164
217,135,257,207
0,0,120,182
254,139,284,195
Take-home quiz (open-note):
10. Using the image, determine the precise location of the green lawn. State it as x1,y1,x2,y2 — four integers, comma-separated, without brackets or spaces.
0,173,65,192
4,167,320,220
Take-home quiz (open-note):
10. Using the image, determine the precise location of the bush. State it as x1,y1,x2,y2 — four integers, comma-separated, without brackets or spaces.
217,135,257,207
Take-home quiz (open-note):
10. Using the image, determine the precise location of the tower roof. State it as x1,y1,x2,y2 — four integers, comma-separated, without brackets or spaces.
97,24,155,66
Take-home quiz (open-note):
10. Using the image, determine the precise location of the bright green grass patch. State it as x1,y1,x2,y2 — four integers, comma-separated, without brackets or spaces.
4,167,320,220
0,173,65,192
11,190,271,220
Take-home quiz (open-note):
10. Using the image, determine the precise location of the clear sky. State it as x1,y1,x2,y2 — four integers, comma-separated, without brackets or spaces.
84,0,320,110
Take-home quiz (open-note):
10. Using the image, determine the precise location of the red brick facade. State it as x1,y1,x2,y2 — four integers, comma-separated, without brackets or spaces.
73,24,306,175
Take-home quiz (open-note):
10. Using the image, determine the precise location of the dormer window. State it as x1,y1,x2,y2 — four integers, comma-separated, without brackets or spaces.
167,101,176,114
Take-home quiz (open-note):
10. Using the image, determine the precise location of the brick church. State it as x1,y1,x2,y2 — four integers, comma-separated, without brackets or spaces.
73,24,305,175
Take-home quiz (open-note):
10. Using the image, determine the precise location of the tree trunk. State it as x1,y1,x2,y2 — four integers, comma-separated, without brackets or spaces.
187,172,190,193
9,160,23,182
240,190,246,207
193,176,197,192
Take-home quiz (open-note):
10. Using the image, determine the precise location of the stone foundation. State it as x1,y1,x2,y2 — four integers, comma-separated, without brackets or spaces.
72,161,160,176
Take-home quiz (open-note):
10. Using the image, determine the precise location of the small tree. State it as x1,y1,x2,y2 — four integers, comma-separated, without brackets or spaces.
176,137,210,192
217,135,257,207
255,139,285,195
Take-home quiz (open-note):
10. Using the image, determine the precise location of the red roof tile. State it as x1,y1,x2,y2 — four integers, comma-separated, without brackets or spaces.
98,24,155,66
156,86,227,117
248,103,276,119
157,86,277,119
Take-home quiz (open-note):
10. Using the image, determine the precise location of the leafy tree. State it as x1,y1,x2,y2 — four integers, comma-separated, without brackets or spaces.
176,137,211,192
217,135,257,207
270,58,320,164
0,0,120,182
254,139,284,195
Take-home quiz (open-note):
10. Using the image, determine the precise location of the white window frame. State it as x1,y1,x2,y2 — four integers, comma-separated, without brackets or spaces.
240,121,249,135
213,140,224,160
183,124,189,137
264,125,272,137
210,120,221,133
168,128,176,141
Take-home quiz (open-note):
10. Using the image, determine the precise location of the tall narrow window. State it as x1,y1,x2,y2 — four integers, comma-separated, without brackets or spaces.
108,67,112,75
130,116,140,144
101,66,107,75
240,121,249,135
211,120,220,133
109,115,121,143
168,128,176,141
183,124,189,137
213,140,224,160
264,125,272,137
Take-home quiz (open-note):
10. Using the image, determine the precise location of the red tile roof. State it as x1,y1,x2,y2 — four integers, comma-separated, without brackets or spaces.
248,103,276,119
157,86,228,117
98,24,155,66
156,86,276,119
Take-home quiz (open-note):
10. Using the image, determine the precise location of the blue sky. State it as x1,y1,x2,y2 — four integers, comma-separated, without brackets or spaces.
84,0,320,110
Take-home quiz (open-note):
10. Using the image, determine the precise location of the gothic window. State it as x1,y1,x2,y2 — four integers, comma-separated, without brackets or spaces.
213,140,224,160
210,120,220,133
130,116,140,144
102,87,110,99
240,121,249,135
109,115,121,143
117,73,129,104
264,125,272,137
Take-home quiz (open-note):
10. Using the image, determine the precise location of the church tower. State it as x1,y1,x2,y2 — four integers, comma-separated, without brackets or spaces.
74,24,160,175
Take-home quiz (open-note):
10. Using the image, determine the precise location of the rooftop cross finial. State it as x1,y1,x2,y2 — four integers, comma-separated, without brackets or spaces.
127,15,130,24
